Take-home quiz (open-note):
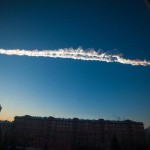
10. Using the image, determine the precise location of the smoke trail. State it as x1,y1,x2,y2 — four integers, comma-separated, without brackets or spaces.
0,48,150,66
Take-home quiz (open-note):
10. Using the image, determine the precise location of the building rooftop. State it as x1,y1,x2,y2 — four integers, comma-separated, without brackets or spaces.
0,120,12,124
15,115,143,125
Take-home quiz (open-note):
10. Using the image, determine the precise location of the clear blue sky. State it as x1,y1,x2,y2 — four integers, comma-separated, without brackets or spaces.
0,0,150,127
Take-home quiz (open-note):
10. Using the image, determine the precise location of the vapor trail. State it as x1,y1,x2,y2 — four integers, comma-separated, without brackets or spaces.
0,48,150,66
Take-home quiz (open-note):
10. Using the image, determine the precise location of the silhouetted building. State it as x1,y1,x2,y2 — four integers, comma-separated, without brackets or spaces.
146,127,150,150
0,120,12,143
12,115,147,150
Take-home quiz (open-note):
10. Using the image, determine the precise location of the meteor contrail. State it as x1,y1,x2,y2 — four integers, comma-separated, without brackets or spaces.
0,48,150,66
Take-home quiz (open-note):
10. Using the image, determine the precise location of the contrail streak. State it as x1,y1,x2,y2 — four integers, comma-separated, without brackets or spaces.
0,48,150,66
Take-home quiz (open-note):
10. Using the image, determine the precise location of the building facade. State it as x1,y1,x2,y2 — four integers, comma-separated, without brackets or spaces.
0,120,12,143
12,115,147,150
145,127,150,150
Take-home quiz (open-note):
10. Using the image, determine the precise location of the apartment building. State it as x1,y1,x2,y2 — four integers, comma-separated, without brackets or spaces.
12,115,147,150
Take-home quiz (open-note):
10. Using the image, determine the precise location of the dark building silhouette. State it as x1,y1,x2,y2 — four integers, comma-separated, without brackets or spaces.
0,120,12,148
145,127,150,150
11,115,147,150
0,121,12,139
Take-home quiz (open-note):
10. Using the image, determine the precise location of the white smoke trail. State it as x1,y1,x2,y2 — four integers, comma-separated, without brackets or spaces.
0,48,150,66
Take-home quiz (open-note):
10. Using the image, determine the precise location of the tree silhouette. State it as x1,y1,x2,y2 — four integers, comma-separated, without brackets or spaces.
9,137,16,150
110,135,121,150
0,134,8,150
0,127,2,145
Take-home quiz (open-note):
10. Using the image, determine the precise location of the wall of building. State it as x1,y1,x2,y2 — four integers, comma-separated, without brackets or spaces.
0,120,12,145
145,128,150,150
11,116,147,150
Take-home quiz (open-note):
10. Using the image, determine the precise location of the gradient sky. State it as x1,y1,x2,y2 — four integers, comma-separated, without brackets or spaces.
0,0,150,127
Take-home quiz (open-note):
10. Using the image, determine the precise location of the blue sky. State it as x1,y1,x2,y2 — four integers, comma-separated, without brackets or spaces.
0,0,150,127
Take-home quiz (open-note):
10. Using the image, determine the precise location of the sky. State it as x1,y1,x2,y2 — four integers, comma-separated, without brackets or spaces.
0,0,150,127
